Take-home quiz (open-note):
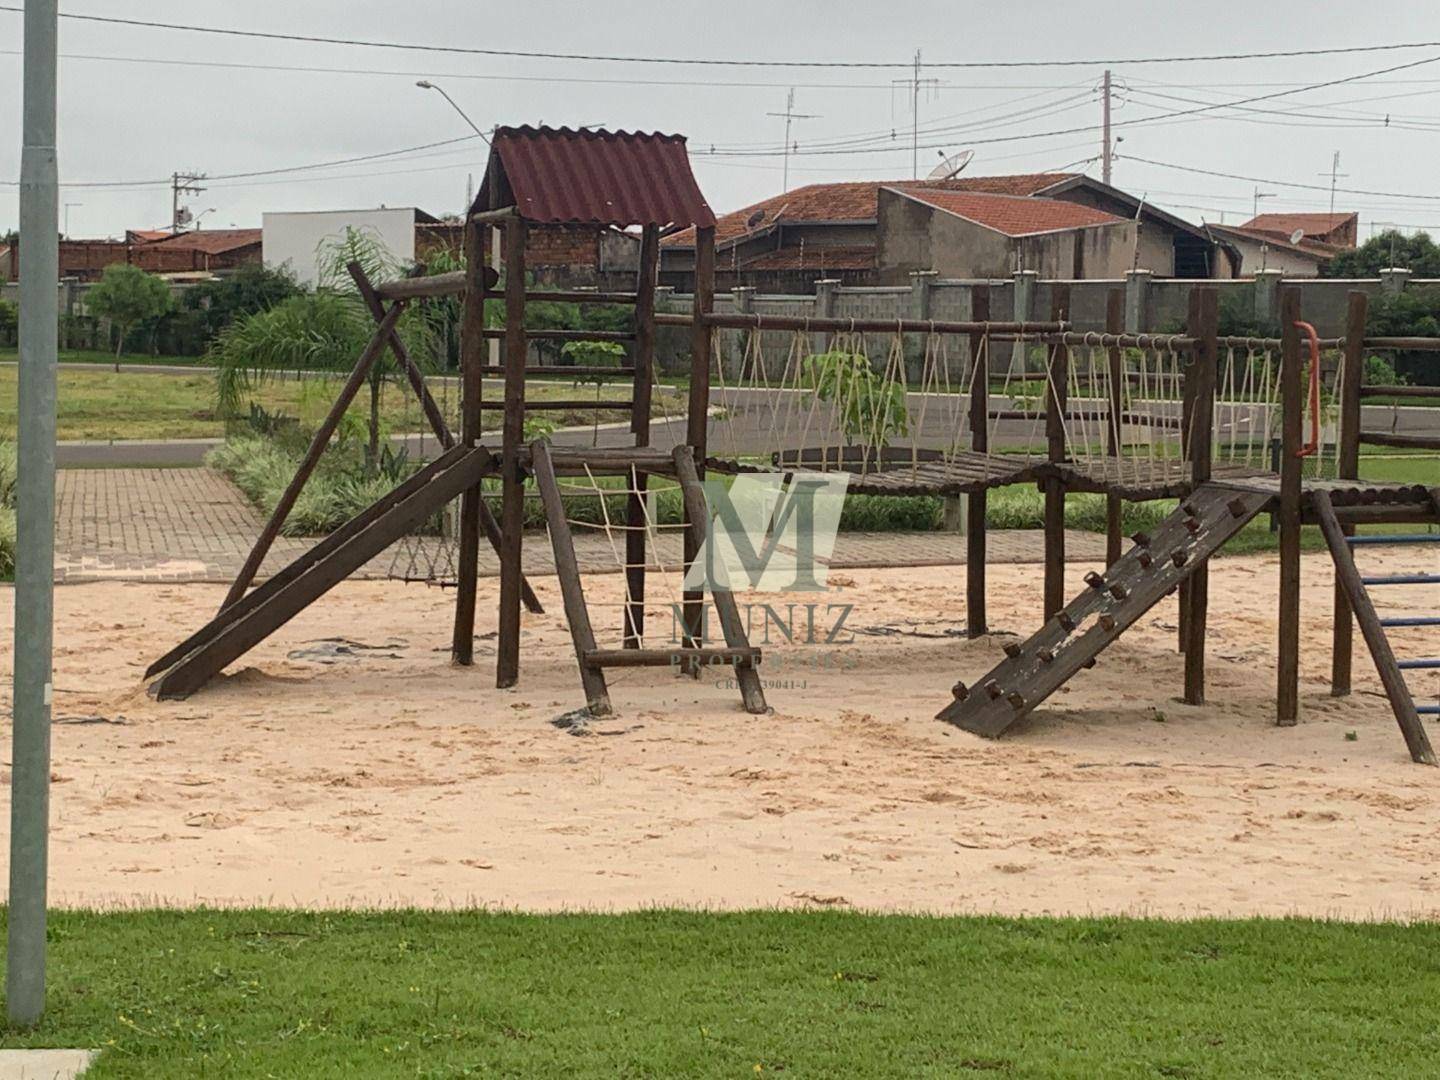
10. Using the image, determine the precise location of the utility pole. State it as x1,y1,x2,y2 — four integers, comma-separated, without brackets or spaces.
171,171,206,233
1318,151,1348,214
1101,70,1113,185
766,88,819,192
10,0,58,1028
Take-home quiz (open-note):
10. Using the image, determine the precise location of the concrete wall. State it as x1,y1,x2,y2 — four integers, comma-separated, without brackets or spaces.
1224,234,1327,277
262,208,418,287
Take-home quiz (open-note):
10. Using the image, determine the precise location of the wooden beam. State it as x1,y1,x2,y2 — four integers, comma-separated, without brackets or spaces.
531,440,612,714
683,225,715,648
222,302,403,612
452,220,486,664
1332,291,1367,696
966,285,990,637
624,224,660,648
1104,288,1124,568
672,446,767,714
1313,490,1436,765
496,217,528,688
1277,286,1303,726
1183,287,1218,706
1042,284,1070,621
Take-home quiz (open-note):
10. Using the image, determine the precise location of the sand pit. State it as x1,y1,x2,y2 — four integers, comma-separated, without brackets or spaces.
1,548,1438,919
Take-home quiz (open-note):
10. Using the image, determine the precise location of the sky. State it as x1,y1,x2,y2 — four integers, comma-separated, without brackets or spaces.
5,1,1440,240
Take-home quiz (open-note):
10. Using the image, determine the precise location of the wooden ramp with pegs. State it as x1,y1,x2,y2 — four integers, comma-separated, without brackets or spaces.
1313,489,1438,765
529,440,767,717
937,482,1272,737
147,445,497,700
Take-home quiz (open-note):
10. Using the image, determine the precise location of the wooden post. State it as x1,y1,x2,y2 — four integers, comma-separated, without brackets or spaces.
1183,287,1218,706
223,303,404,611
1313,490,1435,765
682,225,715,647
531,440,612,714
1277,285,1303,725
452,220,486,664
1043,284,1070,621
1104,288,1124,568
624,224,660,648
1331,290,1367,696
496,217,527,688
966,284,991,637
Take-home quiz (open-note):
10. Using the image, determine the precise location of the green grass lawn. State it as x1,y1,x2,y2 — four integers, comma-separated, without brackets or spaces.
0,349,205,368
4,909,1440,1078
0,368,645,443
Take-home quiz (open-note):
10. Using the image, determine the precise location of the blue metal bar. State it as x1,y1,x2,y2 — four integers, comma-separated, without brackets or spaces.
1381,617,1440,628
1398,659,1440,670
1347,534,1440,545
1418,705,1440,716
1361,574,1440,586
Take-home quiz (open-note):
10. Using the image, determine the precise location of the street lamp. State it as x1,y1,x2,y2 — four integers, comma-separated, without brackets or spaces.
416,80,488,142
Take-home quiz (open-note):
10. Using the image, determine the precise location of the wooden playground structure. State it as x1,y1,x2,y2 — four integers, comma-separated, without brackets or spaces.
146,126,1440,763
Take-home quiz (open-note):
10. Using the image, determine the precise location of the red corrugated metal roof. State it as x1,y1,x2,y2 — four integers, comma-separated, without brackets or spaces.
897,189,1125,236
665,174,1077,249
474,126,714,229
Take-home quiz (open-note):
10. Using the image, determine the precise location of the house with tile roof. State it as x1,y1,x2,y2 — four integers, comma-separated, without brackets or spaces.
1241,212,1358,250
876,188,1139,281
1204,223,1334,277
661,172,1234,291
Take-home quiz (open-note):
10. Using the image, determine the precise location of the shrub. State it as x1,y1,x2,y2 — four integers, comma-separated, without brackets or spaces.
0,439,14,580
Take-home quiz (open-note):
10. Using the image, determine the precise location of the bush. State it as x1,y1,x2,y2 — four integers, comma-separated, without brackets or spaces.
183,264,303,345
0,439,14,579
0,296,17,348
1366,292,1440,386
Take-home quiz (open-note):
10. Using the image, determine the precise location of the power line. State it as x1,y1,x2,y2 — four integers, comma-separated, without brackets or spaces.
1121,154,1440,202
2,6,1439,69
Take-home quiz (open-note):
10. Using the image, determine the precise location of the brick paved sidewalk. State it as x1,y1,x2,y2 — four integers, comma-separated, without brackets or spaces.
52,468,1106,585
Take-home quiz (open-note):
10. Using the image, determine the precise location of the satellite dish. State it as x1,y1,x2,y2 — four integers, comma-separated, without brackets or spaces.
1288,228,1306,245
746,208,767,229
927,148,974,181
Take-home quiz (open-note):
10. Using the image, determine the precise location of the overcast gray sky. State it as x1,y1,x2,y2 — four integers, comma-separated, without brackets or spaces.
5,2,1440,240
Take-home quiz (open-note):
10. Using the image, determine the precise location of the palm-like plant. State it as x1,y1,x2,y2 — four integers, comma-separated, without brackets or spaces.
209,227,440,479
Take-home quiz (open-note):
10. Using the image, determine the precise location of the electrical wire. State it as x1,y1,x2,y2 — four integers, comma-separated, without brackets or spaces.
1,6,1438,69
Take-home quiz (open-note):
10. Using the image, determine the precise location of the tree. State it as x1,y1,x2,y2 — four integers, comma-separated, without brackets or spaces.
87,263,172,370
1323,230,1440,279
183,263,302,344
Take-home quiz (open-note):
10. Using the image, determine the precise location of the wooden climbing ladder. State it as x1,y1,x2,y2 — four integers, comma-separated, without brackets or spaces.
529,440,768,716
937,482,1272,738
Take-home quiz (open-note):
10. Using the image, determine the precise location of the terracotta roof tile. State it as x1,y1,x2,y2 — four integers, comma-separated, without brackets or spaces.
664,173,1076,248
739,244,875,271
1241,212,1355,238
148,228,262,255
898,189,1125,236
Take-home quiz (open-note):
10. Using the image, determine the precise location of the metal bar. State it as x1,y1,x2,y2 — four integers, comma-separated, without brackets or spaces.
1313,488,1436,765
1418,705,1440,715
1361,574,1440,586
222,301,404,612
1397,659,1440,670
1346,534,1440,545
1382,617,1440,628
9,0,58,1027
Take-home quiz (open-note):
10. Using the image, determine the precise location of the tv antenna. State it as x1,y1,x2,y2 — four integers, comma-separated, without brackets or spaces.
893,49,941,179
767,88,819,193
927,148,974,181
1317,150,1348,214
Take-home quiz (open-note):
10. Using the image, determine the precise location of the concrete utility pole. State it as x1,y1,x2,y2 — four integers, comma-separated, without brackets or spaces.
171,172,206,233
9,0,58,1028
766,88,819,193
1101,70,1113,185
